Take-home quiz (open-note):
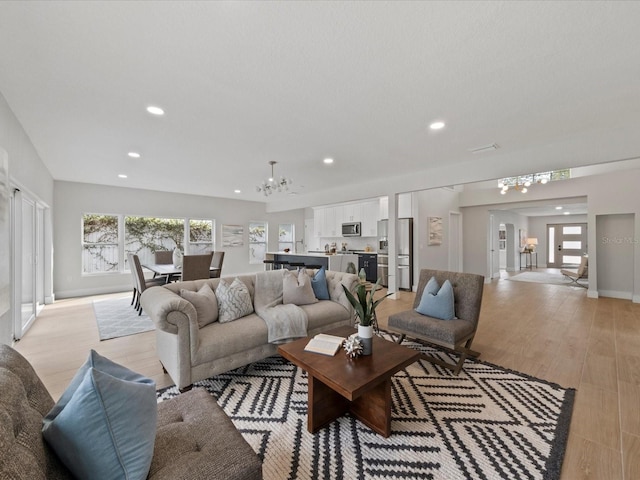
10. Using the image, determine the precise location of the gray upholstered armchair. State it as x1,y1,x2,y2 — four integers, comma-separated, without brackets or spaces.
388,269,484,375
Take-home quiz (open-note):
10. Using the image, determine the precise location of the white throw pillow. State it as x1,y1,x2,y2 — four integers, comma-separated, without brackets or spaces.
283,269,319,306
180,283,218,328
216,277,254,323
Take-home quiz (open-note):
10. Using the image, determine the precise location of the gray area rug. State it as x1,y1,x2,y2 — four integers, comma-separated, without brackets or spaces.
92,296,154,340
508,271,588,287
157,334,574,480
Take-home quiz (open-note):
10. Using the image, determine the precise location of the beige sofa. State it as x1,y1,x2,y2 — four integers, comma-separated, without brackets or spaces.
141,270,358,390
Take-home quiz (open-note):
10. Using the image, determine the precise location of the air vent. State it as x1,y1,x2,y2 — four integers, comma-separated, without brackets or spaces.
469,143,499,154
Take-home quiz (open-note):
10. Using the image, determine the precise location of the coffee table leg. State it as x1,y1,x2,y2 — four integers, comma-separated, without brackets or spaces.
349,379,392,437
308,375,349,433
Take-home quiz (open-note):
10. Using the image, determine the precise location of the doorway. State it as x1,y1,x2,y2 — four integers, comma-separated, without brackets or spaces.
547,223,587,268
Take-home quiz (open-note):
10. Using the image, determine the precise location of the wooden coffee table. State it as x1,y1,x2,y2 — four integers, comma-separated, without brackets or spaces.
278,325,420,437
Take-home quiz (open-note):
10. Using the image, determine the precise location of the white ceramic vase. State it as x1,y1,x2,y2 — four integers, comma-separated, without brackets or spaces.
172,247,183,268
357,324,373,355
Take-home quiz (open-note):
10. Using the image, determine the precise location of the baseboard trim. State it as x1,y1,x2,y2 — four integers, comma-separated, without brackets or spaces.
55,285,131,299
598,289,633,300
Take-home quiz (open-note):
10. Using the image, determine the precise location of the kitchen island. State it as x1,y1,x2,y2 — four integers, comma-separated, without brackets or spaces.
265,252,358,273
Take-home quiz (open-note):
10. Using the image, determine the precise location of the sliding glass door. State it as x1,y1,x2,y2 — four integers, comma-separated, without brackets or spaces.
12,190,45,340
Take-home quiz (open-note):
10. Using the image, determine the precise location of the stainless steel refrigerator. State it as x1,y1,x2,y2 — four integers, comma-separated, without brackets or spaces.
397,218,413,291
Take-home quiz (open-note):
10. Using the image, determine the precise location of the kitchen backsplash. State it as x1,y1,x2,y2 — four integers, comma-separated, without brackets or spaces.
313,237,377,252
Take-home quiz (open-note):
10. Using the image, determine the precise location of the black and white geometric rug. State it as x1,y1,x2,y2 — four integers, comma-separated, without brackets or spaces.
157,335,574,480
92,296,154,340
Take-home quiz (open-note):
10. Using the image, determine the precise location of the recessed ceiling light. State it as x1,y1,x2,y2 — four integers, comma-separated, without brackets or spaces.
555,206,563,210
564,211,570,215
429,121,445,130
128,152,141,158
323,158,334,164
234,189,241,194
146,105,165,116
118,174,127,179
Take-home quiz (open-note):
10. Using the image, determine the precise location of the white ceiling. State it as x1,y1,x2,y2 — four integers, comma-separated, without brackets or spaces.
1,1,640,207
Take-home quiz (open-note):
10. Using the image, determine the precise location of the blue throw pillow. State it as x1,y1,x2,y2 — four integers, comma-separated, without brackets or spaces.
311,266,330,300
415,277,456,320
42,350,157,480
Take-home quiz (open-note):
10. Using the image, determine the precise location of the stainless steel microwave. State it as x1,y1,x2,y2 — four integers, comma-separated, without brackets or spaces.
341,222,361,237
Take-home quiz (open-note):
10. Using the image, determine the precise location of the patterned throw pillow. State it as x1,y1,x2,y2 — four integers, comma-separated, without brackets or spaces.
415,277,456,320
215,277,254,323
180,283,218,328
283,269,319,306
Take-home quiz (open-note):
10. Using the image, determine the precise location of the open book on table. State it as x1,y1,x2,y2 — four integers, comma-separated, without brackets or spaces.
304,333,345,356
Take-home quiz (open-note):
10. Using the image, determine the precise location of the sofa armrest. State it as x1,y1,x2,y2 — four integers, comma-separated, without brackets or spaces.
140,286,202,356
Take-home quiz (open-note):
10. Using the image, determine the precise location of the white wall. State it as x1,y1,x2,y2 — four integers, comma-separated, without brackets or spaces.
414,188,459,274
0,92,55,344
54,181,304,298
460,167,640,301
596,214,635,300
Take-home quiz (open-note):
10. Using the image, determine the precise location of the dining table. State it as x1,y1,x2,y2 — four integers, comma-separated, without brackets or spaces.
142,263,220,283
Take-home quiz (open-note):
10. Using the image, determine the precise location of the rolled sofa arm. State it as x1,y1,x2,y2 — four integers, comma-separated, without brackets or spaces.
140,285,203,356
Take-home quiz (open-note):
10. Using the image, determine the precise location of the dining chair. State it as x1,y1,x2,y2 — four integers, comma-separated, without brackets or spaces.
154,250,173,264
182,253,214,281
210,251,225,278
130,253,166,315
154,250,175,282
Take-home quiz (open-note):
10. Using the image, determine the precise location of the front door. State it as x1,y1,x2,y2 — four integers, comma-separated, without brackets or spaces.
547,223,587,268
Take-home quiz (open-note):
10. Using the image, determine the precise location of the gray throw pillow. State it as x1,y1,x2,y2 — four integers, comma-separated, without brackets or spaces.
216,277,254,323
283,269,319,306
180,283,218,328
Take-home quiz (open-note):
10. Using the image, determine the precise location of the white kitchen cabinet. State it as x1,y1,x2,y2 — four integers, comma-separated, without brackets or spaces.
379,197,389,220
361,201,379,236
342,203,362,223
314,200,379,237
313,207,325,237
325,206,338,236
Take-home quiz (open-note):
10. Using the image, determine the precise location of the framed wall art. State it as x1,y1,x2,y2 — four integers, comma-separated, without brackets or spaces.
428,216,443,246
222,224,244,247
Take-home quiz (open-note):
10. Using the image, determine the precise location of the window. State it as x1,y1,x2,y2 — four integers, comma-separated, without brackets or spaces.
249,221,267,264
82,213,215,274
125,216,185,266
189,219,214,254
82,214,119,273
278,223,294,252
563,226,582,235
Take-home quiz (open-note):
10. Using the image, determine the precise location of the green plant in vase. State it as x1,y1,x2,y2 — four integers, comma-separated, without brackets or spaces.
342,278,391,355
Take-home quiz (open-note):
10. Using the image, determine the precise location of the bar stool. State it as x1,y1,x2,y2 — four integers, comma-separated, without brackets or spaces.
306,264,323,270
263,259,275,271
273,260,289,270
288,262,305,271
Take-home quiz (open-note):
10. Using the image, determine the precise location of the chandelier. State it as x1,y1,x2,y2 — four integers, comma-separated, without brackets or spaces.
256,161,293,196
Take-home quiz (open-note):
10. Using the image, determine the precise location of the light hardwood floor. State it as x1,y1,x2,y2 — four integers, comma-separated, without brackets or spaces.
13,270,640,479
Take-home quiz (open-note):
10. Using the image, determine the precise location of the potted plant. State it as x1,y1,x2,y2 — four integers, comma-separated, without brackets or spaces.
342,278,392,355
